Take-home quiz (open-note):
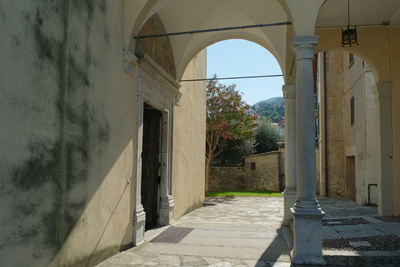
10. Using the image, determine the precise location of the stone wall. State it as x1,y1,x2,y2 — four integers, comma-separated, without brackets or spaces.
209,152,282,192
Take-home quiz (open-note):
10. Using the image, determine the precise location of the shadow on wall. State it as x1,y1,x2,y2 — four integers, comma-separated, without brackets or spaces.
0,1,135,266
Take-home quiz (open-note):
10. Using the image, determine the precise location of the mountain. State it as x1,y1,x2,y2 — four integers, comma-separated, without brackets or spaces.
251,97,284,123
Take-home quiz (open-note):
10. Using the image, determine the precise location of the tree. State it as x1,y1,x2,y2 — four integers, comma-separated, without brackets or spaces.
211,138,255,166
205,77,258,191
254,118,283,153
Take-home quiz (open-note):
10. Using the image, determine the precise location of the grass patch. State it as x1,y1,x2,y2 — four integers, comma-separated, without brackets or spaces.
205,191,282,197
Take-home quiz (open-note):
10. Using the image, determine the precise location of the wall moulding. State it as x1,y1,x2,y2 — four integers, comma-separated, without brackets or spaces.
123,50,138,76
133,53,179,246
137,53,181,105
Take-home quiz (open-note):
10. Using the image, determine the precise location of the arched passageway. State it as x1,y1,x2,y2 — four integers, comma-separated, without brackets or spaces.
3,1,400,266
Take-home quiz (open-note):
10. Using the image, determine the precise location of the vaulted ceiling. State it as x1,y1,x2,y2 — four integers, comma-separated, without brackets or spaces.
317,0,400,28
131,0,400,80
140,0,288,79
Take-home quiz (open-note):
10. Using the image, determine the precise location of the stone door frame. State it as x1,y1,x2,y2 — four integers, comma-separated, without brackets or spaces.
132,53,181,246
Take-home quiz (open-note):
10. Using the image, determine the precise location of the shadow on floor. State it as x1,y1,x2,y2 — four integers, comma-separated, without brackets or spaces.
203,196,235,206
256,226,293,266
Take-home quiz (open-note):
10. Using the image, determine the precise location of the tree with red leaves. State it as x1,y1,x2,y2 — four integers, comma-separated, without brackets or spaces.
205,77,258,191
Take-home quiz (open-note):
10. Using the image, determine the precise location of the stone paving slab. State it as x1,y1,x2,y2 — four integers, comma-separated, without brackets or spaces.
330,224,384,238
179,235,287,248
97,197,290,266
97,197,400,266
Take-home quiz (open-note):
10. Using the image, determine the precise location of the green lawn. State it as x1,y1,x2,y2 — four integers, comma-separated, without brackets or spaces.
205,191,282,197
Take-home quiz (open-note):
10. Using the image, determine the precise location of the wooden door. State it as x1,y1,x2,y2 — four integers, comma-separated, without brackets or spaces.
141,107,161,230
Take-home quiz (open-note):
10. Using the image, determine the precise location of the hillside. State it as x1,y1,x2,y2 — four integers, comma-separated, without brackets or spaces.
251,97,284,123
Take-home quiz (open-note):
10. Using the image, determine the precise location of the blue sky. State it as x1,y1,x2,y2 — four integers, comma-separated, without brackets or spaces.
206,39,283,105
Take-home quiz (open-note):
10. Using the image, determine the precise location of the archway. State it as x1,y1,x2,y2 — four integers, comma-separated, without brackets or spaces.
129,1,292,237
182,39,285,195
316,49,380,210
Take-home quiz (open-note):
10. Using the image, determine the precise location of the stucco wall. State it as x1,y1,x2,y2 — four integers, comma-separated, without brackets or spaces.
325,49,346,198
0,2,207,266
0,1,139,266
364,71,379,205
209,152,281,192
172,50,207,220
318,49,379,205
343,52,378,205
390,28,400,215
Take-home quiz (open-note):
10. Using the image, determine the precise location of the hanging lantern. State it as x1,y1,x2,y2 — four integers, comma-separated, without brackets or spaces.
341,26,358,47
341,0,358,47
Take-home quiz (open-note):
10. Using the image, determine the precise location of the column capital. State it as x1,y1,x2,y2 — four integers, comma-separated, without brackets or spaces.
292,36,319,60
282,84,296,99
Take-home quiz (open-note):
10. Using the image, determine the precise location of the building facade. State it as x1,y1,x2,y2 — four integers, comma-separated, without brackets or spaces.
318,50,379,205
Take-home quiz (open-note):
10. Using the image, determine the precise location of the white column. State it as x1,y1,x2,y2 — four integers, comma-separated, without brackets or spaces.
290,36,325,265
133,77,146,246
282,84,296,226
159,109,175,225
373,82,394,216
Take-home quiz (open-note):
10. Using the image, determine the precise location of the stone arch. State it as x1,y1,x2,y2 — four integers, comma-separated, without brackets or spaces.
316,27,392,83
177,33,285,82
316,46,379,84
127,0,290,82
135,13,176,79
316,43,394,217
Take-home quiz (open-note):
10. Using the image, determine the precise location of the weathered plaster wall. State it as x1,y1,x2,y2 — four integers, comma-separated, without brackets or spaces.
390,27,400,215
364,70,379,205
172,50,207,220
0,1,139,266
324,49,345,198
343,52,378,205
318,49,379,204
209,152,281,192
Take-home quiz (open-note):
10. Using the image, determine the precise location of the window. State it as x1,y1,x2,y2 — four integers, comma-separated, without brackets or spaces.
350,97,355,125
251,162,256,170
349,53,354,67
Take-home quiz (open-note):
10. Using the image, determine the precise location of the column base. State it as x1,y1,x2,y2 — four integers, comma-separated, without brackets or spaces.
290,206,326,265
282,188,296,226
133,205,146,246
159,194,175,225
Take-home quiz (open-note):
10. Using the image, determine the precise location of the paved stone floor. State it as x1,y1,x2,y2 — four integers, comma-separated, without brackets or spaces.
97,197,290,267
97,197,400,267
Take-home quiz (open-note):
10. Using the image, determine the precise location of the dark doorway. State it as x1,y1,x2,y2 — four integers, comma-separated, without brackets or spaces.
141,104,161,230
345,156,356,200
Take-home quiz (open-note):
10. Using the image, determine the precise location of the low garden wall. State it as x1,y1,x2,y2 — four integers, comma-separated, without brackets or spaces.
209,151,284,192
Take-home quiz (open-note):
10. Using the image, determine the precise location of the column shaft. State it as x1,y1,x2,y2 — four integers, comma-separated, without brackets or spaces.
290,36,325,265
293,37,319,211
282,84,296,225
